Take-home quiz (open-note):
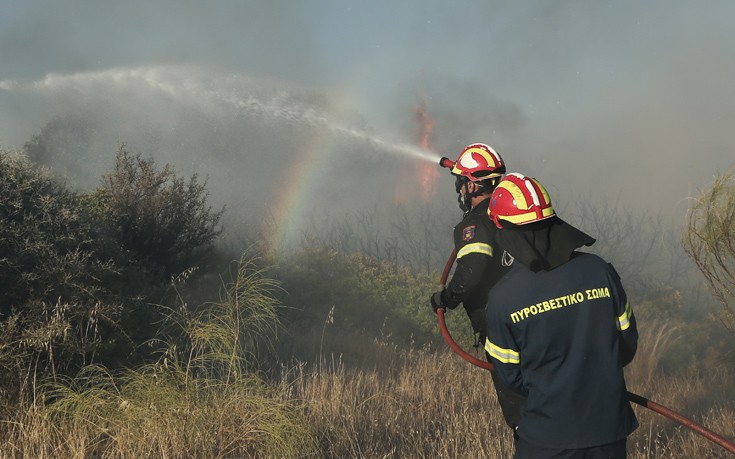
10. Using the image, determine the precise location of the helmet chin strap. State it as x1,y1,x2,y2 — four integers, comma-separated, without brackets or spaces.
458,177,501,213
458,193,471,213
458,182,486,213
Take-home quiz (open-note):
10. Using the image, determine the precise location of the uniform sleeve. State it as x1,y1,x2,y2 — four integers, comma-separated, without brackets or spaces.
608,263,638,367
445,253,490,308
484,299,526,395
444,221,498,308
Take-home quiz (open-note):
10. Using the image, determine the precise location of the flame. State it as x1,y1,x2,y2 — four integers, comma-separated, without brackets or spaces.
414,100,440,201
392,98,440,204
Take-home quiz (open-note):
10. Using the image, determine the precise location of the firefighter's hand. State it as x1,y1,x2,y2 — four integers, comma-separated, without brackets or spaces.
430,290,449,313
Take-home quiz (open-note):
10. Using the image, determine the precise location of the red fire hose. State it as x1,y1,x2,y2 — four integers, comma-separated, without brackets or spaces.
437,249,735,454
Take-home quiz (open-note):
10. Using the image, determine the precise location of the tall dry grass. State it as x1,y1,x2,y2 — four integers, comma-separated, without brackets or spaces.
627,370,735,459
283,347,515,458
625,321,682,385
0,257,319,459
3,343,732,458
1,333,732,458
284,332,735,458
0,366,316,458
0,254,732,457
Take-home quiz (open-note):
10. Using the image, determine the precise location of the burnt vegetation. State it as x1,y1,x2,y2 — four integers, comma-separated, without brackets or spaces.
0,143,733,457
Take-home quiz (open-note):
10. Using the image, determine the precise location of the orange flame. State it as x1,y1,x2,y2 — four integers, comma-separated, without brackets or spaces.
393,99,440,204
414,99,439,201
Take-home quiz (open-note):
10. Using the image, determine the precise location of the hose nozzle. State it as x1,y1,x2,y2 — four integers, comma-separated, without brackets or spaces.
439,157,454,169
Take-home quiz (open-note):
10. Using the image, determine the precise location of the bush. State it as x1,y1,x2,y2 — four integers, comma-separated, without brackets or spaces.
273,246,472,370
91,145,224,282
0,145,229,390
683,168,735,334
0,256,318,458
0,150,122,386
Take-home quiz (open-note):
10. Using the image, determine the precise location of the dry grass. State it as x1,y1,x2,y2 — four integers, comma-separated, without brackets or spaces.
284,342,735,459
0,339,732,458
625,321,682,385
283,347,515,458
0,368,317,459
0,256,318,459
0,251,732,457
627,370,735,459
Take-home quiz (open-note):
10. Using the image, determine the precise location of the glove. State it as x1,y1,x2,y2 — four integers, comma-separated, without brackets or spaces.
430,291,446,313
431,289,461,313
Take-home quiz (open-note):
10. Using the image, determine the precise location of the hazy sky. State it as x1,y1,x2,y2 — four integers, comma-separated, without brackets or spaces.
2,1,734,251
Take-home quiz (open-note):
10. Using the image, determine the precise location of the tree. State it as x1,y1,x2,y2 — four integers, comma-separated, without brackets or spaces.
92,145,225,281
683,169,735,332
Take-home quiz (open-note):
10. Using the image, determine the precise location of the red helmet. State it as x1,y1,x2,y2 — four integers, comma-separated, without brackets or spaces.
488,173,556,228
450,143,506,182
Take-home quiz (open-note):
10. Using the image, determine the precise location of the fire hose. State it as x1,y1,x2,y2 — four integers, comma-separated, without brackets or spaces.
436,248,735,454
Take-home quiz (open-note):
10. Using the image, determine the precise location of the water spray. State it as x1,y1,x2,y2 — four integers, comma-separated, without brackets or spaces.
0,66,441,164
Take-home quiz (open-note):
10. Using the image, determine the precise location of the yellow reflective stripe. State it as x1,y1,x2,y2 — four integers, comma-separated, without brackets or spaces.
533,178,552,206
457,242,493,259
501,206,555,224
485,339,520,364
617,301,632,331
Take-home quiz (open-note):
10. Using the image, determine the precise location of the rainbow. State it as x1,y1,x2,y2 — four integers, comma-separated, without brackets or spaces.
264,128,334,260
263,129,441,261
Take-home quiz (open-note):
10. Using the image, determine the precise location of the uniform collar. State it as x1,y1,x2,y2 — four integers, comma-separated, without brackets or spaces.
468,197,491,215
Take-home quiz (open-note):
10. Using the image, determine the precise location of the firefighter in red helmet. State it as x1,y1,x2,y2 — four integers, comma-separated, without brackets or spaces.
432,143,526,429
432,143,508,332
485,173,638,458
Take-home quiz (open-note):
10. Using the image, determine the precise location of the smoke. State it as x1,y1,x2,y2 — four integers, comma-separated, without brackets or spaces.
0,64,454,260
2,1,735,249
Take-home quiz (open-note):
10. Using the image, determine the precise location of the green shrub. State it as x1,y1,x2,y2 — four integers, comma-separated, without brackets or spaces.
0,150,122,386
91,145,224,282
273,246,474,370
0,256,318,458
0,145,228,389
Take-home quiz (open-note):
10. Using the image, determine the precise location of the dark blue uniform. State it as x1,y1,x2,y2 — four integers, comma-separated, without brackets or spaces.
441,198,526,428
442,199,512,335
485,252,638,451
